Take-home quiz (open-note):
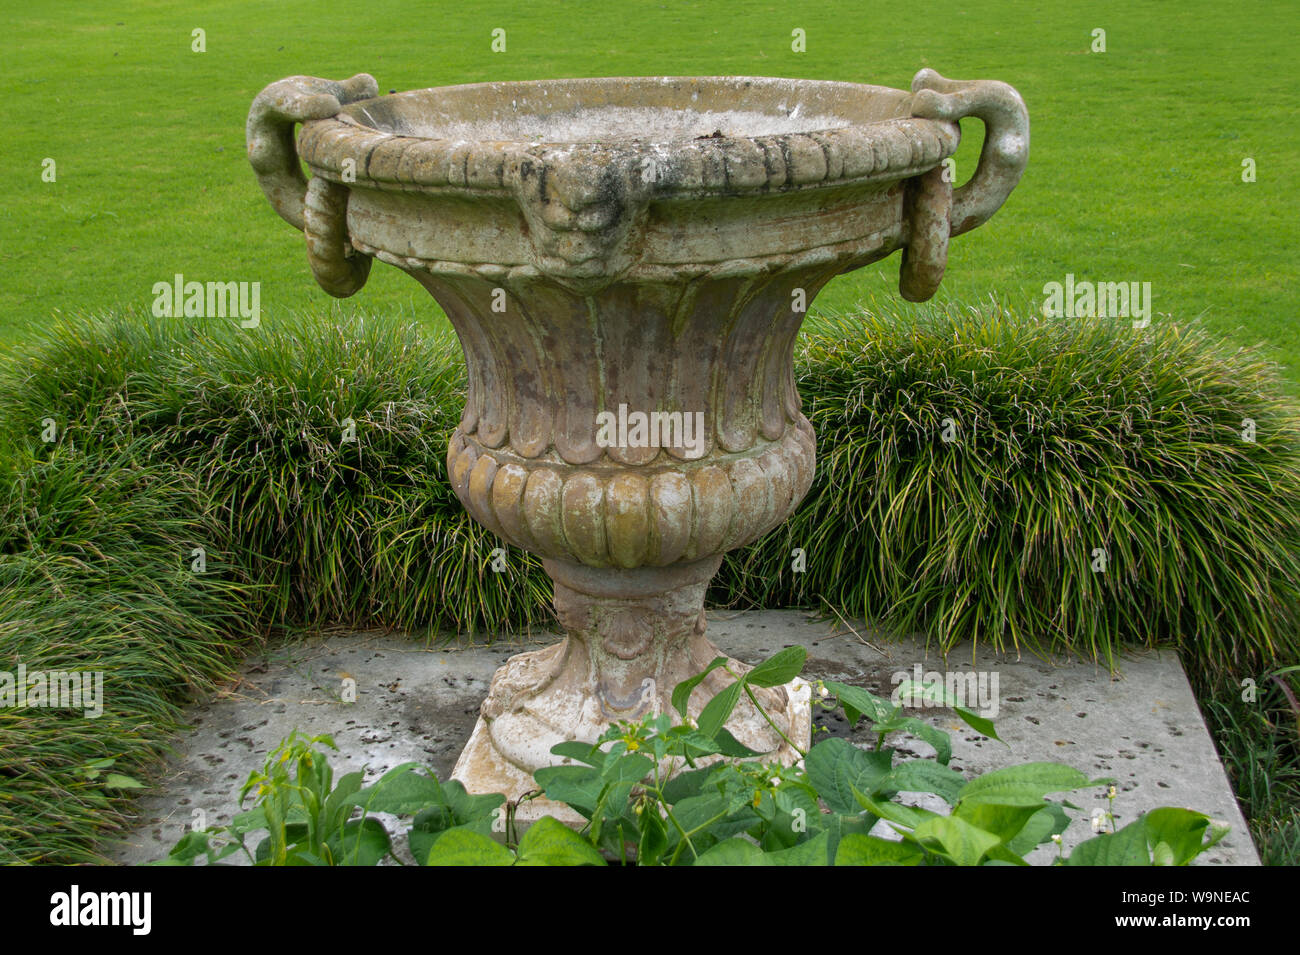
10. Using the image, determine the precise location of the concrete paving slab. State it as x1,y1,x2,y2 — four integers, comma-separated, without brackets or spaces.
105,610,1258,865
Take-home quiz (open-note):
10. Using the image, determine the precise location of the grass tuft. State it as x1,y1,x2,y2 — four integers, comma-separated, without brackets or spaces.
0,311,553,636
713,297,1300,682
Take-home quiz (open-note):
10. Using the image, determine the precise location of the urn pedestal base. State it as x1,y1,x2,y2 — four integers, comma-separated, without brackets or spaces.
450,556,812,820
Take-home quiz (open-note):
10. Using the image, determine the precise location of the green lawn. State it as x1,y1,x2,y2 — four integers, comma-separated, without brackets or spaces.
2,0,1297,390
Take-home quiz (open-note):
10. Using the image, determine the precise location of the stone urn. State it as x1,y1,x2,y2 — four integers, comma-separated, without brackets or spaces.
247,70,1028,811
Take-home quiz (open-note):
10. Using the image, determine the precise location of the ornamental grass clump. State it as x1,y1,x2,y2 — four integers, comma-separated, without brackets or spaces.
0,310,551,635
0,437,258,862
713,297,1300,682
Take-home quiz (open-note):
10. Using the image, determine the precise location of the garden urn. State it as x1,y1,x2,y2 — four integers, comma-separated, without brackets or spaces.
246,69,1029,811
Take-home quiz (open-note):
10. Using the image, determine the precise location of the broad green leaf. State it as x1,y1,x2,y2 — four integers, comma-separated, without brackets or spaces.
773,784,821,824
326,817,390,866
285,848,328,866
1143,808,1222,865
692,838,764,866
762,787,822,851
712,727,765,758
661,766,714,804
155,830,212,866
591,779,638,835
834,834,926,866
671,656,730,719
533,765,605,817
1066,818,1151,866
424,827,516,866
697,680,744,739
254,822,309,865
549,740,603,766
1152,841,1175,866
879,760,967,804
824,681,896,725
953,706,1004,744
599,751,655,784
890,680,1002,745
983,844,1030,866
956,762,1098,808
229,807,267,836
515,816,607,867
1205,818,1232,852
665,792,732,838
824,812,877,866
868,716,953,765
1004,803,1071,856
953,802,1042,844
323,771,364,831
408,780,504,860
440,780,506,826
665,730,723,759
635,807,669,866
349,764,444,815
912,815,1003,866
805,738,893,815
850,787,940,831
744,646,807,687
409,826,440,864
694,832,829,866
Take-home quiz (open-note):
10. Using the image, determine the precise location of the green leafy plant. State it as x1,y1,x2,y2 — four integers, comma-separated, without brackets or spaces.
161,648,1229,866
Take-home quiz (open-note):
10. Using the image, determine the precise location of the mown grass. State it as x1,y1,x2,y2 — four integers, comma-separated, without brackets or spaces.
2,0,1297,393
0,304,1297,863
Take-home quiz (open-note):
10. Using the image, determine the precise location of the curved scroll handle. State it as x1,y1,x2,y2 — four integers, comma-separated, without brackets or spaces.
246,73,377,229
247,74,378,297
909,69,1029,237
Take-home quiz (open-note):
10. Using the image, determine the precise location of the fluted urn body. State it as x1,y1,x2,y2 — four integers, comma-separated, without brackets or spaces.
247,71,1028,809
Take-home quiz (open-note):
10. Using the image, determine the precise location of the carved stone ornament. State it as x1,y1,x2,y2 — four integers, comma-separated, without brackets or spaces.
248,70,1028,818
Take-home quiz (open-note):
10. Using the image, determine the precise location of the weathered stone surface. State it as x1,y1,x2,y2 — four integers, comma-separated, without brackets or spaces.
104,613,1258,866
247,69,1029,800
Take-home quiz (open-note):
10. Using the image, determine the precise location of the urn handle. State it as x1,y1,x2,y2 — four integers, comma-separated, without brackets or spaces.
246,73,378,297
909,69,1030,237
